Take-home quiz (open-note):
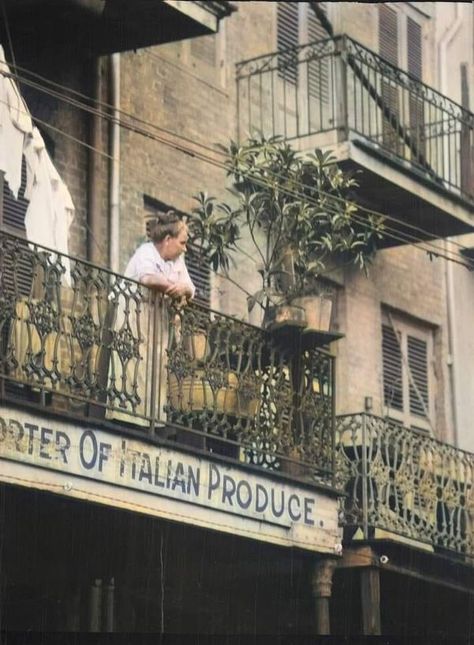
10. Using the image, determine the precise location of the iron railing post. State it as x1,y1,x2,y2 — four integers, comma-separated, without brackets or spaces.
331,354,336,489
361,412,369,539
148,293,160,437
335,35,349,142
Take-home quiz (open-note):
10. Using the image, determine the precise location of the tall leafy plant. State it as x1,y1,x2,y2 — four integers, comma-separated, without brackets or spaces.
189,136,384,313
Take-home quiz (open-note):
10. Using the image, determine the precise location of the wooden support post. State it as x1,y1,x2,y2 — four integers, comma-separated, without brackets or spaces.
311,558,337,635
360,567,381,635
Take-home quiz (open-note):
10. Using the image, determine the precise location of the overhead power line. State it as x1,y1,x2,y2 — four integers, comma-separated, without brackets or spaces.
3,61,473,261
0,64,472,271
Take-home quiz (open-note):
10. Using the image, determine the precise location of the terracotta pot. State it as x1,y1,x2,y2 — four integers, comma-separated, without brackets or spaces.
291,295,333,332
263,303,307,330
168,370,260,418
181,332,208,363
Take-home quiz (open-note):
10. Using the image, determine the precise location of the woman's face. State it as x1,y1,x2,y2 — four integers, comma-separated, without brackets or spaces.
163,224,188,261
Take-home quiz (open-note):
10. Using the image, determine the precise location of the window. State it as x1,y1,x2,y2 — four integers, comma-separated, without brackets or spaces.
276,2,331,136
381,312,434,433
378,4,425,160
143,195,210,307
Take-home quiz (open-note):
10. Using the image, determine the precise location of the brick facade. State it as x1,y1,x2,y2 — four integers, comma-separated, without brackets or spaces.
13,1,470,447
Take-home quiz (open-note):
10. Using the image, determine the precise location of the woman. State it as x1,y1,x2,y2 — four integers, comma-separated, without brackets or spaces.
125,212,195,301
109,212,195,427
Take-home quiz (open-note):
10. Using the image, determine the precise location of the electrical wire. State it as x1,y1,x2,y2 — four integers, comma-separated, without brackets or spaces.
0,61,468,248
0,68,472,271
3,60,473,259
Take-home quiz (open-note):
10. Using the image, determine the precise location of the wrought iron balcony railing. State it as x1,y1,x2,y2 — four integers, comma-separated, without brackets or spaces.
0,229,335,486
336,413,474,559
237,35,474,204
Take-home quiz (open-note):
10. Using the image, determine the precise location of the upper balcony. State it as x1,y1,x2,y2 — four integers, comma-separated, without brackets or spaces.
0,0,234,57
237,35,474,244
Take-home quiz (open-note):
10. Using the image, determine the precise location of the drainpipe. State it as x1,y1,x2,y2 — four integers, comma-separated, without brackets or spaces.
109,53,120,273
438,4,463,446
88,57,103,264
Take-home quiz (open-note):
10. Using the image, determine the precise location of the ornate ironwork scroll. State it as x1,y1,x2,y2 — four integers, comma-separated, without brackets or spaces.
0,230,150,423
166,300,335,484
0,230,336,485
336,413,474,558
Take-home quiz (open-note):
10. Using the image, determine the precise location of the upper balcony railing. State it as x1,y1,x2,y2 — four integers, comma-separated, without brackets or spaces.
0,229,335,487
336,413,474,560
237,35,474,205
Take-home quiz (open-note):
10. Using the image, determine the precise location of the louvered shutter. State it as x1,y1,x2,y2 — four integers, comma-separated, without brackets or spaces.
382,324,403,411
378,5,401,155
2,160,28,235
1,160,33,297
277,2,299,84
307,2,328,102
407,335,429,417
186,245,210,307
407,17,425,165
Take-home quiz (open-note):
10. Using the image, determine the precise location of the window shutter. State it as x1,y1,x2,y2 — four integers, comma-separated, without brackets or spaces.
1,160,33,297
382,324,403,411
378,5,401,155
407,17,422,80
407,335,429,417
307,3,329,102
378,5,398,66
186,245,210,307
307,2,327,43
407,17,425,164
277,1,299,84
2,160,28,235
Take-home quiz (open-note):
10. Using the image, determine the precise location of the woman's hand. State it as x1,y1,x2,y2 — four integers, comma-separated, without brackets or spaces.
165,282,193,300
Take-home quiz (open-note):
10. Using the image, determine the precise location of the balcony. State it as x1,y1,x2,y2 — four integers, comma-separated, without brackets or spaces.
237,35,474,243
3,228,473,561
0,229,335,488
336,413,474,560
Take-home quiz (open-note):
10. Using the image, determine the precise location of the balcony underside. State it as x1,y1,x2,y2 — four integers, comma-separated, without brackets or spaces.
339,542,474,597
0,0,233,56
330,138,474,246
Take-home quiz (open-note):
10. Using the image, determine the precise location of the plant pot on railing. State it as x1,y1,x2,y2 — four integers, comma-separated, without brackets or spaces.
180,331,209,364
291,294,333,333
263,303,307,332
168,370,260,418
279,446,310,480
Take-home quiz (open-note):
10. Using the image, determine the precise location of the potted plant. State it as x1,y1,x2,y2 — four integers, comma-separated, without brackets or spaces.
188,136,384,331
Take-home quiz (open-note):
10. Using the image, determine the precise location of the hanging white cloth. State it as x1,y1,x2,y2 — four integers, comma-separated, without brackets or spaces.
0,45,75,274
0,45,32,198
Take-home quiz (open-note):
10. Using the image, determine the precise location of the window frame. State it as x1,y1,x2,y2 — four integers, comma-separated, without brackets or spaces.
381,310,435,433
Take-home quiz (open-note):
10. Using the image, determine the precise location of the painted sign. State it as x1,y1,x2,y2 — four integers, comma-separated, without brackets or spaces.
0,406,341,552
